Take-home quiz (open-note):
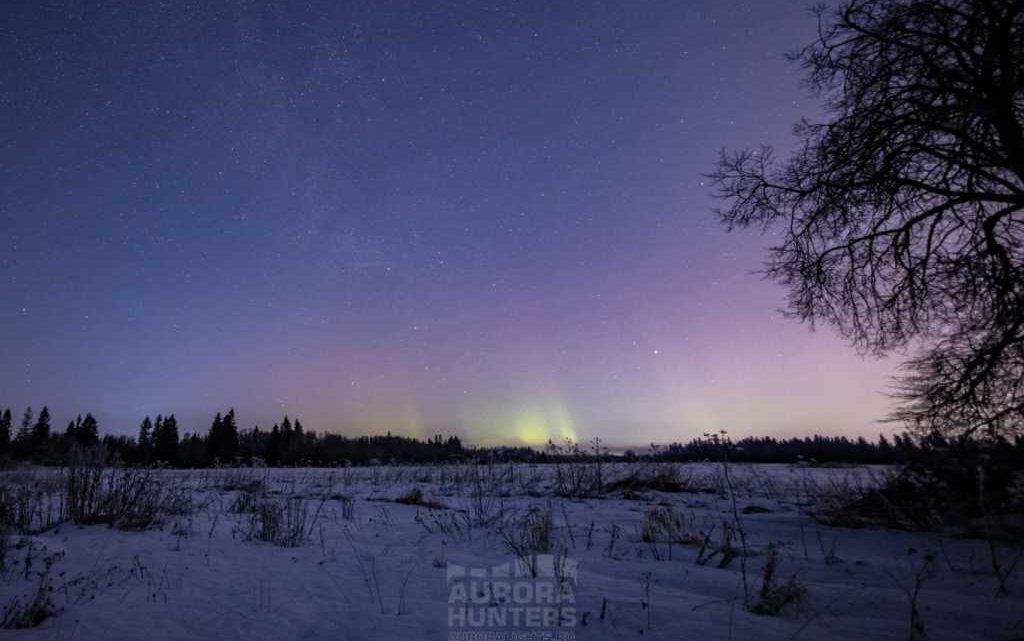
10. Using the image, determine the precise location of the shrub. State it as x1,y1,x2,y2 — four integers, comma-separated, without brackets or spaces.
104,469,190,530
502,505,556,576
0,485,62,535
245,498,315,547
62,459,191,529
640,505,702,545
608,465,697,494
394,488,446,510
63,449,106,524
695,520,742,569
814,443,1024,536
748,544,806,616
230,486,263,514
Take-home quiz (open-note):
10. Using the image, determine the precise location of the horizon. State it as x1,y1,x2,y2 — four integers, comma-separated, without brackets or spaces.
2,0,895,445
0,404,898,451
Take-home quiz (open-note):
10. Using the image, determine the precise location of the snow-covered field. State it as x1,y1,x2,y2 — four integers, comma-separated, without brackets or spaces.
0,462,1019,640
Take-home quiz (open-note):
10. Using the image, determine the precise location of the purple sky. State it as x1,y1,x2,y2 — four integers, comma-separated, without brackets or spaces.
0,1,895,445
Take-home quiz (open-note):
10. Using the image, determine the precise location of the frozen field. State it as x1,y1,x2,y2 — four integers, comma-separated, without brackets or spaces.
0,462,1020,640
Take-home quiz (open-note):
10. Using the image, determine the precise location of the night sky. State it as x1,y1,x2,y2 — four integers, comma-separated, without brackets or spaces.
1,1,894,445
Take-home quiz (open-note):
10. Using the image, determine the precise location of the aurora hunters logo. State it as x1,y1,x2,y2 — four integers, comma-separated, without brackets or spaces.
446,554,578,641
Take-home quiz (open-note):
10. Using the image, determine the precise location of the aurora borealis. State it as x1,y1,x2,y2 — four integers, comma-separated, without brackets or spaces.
0,1,895,445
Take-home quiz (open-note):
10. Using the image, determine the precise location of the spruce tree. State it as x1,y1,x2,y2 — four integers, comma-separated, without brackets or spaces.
17,407,33,442
32,406,51,443
138,416,153,464
164,415,179,458
266,424,281,465
207,412,223,462
293,419,306,462
78,414,99,446
12,407,34,459
0,408,11,455
154,414,179,465
221,409,238,462
280,416,293,464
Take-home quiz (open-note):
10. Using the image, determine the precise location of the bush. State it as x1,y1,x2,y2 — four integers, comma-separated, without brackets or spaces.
63,449,106,524
640,505,702,545
214,470,266,494
608,465,697,494
502,505,556,576
230,486,263,514
104,469,190,530
0,485,62,535
394,488,446,509
245,498,315,547
815,443,1024,536
748,543,806,616
60,448,192,529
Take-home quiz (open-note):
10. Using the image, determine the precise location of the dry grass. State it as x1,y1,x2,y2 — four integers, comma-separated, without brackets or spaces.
748,543,806,616
393,488,447,510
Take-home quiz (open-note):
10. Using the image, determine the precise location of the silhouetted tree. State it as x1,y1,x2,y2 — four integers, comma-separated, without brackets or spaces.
711,0,1024,440
77,413,99,446
221,409,238,462
207,412,223,461
32,406,51,443
0,408,11,456
102,434,135,463
17,407,32,442
11,407,34,458
280,416,295,464
207,409,239,463
239,424,263,462
65,417,78,441
266,424,282,465
138,416,153,464
153,414,179,464
177,431,208,468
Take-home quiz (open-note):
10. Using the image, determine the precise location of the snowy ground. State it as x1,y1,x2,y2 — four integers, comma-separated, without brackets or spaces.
0,462,1020,641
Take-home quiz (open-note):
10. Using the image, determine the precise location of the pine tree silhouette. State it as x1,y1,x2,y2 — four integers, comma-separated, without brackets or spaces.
17,407,33,442
207,412,223,462
78,414,99,446
138,416,153,464
221,409,238,463
0,408,12,455
32,406,51,443
154,414,179,465
266,424,281,466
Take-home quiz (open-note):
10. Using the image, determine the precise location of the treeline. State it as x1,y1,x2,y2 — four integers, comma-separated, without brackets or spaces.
2,405,1015,468
0,406,464,467
0,407,103,462
646,432,1024,465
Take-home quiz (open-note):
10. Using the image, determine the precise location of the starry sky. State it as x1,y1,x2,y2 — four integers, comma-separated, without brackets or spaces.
0,0,895,446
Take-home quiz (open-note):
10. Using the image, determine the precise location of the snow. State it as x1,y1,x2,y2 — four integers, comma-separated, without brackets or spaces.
0,463,1019,640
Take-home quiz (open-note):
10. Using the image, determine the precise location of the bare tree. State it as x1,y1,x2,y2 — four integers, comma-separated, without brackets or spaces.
710,0,1024,440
